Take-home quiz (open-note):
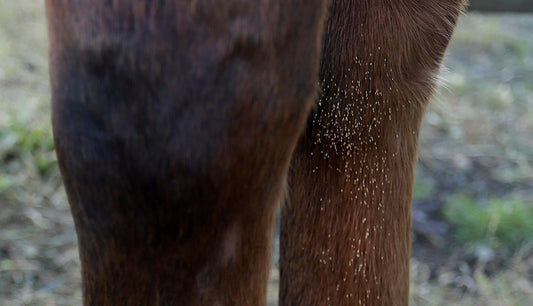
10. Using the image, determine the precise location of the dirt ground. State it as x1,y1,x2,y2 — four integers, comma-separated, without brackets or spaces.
1,2,532,305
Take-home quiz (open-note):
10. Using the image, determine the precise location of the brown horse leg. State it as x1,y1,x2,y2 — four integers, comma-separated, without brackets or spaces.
281,1,465,305
46,0,328,304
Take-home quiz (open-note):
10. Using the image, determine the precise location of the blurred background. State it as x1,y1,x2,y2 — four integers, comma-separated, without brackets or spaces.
0,1,532,305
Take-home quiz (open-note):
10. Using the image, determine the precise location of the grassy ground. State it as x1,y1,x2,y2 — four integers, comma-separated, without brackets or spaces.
410,13,533,306
0,1,82,305
0,2,532,305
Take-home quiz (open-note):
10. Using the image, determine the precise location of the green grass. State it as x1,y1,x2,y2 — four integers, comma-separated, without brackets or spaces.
413,165,437,201
442,194,533,251
0,121,56,193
